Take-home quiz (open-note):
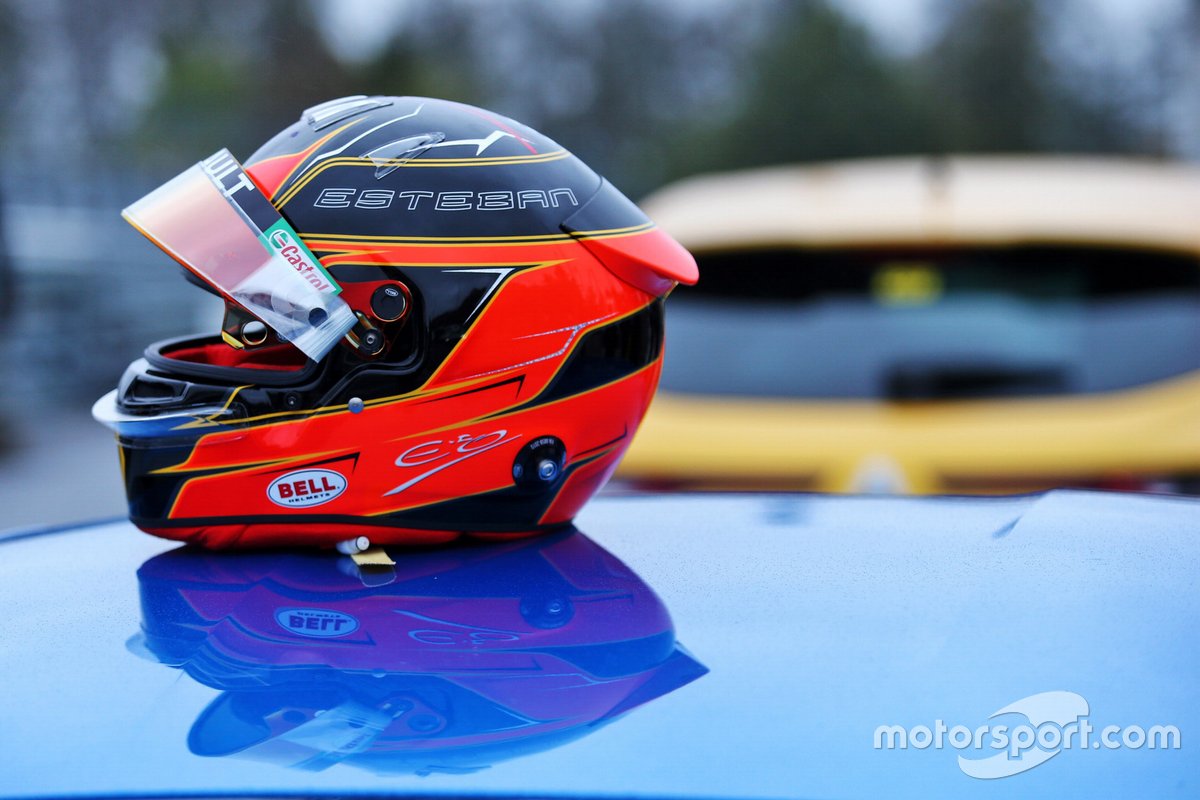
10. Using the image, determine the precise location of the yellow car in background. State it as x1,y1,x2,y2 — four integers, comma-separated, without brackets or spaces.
618,157,1200,494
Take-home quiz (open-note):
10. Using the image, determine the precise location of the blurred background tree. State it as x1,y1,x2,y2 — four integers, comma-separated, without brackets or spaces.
0,0,1195,412
663,1,939,177
1,0,1194,189
0,0,1195,524
922,0,1163,153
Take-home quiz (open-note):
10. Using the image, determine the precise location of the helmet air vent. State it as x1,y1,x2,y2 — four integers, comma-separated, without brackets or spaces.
303,96,394,130
363,133,446,179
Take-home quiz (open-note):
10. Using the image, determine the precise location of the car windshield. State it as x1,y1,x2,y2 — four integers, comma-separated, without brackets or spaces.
662,245,1200,400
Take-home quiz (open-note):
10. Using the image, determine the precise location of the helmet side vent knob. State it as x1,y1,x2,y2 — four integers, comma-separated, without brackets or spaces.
513,437,567,491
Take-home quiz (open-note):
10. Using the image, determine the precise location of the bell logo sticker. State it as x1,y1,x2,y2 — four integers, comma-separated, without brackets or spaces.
275,608,359,638
268,469,347,508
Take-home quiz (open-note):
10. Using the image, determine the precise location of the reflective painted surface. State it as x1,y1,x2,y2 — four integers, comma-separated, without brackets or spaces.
132,532,705,774
2,490,1199,798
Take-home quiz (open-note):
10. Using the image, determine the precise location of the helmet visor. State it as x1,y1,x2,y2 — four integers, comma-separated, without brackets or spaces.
122,149,356,361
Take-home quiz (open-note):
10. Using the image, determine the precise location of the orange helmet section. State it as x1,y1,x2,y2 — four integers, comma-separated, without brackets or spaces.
151,246,660,547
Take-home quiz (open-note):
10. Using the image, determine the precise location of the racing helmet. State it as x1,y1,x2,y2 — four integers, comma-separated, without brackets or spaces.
94,96,697,548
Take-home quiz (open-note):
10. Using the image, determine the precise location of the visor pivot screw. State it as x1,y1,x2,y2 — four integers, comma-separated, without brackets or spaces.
284,392,302,410
361,329,385,355
371,283,409,322
240,320,268,346
348,397,364,414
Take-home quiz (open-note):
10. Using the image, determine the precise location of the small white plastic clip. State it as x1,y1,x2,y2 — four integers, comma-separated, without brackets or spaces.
336,536,371,555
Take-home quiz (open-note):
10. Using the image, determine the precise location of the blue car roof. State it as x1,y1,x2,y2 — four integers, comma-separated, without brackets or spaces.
1,490,1198,798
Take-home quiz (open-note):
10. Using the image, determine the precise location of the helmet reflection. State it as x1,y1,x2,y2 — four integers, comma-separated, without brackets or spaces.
132,530,706,774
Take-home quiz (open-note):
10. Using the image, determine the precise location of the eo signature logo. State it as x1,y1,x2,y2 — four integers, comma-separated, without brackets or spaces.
396,610,522,646
874,690,1181,780
384,429,521,497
